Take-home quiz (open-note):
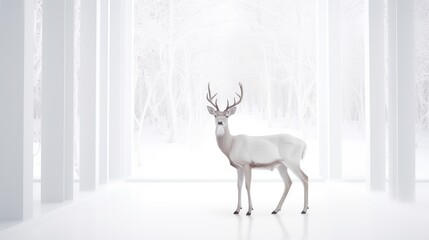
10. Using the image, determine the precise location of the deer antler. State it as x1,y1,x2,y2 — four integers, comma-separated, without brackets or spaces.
225,82,243,112
206,83,220,111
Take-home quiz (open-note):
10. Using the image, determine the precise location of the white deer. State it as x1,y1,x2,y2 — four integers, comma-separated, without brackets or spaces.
206,83,309,216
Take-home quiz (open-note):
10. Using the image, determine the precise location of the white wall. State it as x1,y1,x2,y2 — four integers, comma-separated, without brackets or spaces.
0,0,34,220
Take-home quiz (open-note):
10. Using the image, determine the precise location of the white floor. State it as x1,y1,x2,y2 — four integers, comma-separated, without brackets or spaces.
1,182,429,240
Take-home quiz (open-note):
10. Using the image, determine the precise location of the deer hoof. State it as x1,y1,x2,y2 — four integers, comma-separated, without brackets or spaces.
233,211,239,214
246,212,251,216
272,209,280,214
301,206,309,214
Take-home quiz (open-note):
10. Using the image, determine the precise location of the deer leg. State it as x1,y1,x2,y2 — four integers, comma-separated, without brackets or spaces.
272,164,292,214
234,168,244,214
243,165,253,216
300,169,309,213
290,167,309,214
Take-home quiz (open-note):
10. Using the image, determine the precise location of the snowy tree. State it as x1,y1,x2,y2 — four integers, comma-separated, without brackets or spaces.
416,0,429,130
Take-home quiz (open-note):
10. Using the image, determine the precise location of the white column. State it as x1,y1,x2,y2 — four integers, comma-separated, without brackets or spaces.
0,0,33,220
397,0,415,202
121,0,134,178
41,0,67,203
387,0,398,198
317,0,329,179
23,0,35,219
328,0,342,179
64,0,74,200
318,0,342,180
365,0,386,190
99,0,110,184
109,0,133,179
109,0,125,179
80,0,100,190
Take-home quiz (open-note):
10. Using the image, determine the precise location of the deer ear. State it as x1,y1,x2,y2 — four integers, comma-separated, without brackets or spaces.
207,106,216,116
226,106,237,116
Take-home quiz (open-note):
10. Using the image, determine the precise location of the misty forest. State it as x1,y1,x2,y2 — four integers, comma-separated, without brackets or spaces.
31,0,429,180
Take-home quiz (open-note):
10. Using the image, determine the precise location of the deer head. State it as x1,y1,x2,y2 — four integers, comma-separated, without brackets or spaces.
206,83,243,137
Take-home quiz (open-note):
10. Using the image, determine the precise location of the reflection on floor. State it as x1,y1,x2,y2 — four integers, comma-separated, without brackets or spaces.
1,182,428,240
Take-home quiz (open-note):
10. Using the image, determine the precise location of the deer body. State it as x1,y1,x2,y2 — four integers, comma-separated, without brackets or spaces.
218,133,305,170
207,83,309,216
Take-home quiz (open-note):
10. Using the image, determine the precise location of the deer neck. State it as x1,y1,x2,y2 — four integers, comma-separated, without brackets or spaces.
216,126,232,156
